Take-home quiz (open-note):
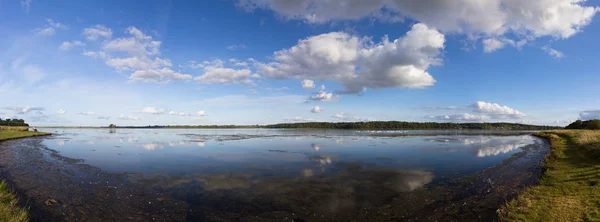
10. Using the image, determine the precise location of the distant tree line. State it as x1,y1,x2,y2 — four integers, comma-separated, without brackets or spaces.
103,121,560,130
0,118,29,126
264,121,560,130
565,120,600,130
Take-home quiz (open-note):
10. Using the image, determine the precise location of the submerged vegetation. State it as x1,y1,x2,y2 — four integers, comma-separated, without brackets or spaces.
500,130,600,221
0,181,28,222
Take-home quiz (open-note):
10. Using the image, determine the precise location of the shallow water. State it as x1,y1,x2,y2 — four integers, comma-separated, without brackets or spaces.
43,128,534,179
4,128,545,221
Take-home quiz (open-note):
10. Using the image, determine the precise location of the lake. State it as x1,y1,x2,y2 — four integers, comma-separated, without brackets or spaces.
0,128,548,221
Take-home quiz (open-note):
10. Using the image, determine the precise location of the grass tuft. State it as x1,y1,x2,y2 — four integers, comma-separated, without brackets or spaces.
0,181,28,222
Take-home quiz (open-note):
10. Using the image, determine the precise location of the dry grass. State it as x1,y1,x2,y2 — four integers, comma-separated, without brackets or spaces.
499,130,600,221
0,181,28,222
0,127,28,132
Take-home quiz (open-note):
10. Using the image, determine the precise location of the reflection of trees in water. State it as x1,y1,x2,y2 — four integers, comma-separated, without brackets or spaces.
131,163,434,217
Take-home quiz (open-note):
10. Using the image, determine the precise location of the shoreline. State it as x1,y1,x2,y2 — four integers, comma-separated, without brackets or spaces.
0,131,52,222
499,130,600,221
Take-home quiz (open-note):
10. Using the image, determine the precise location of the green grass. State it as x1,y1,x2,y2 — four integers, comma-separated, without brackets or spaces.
0,131,51,142
0,181,28,222
500,130,600,221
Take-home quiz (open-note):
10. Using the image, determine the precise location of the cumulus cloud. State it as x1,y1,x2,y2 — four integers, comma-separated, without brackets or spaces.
118,114,140,120
580,110,600,120
129,68,192,83
542,46,565,59
56,109,66,115
426,113,491,121
472,101,525,119
301,79,315,89
309,91,337,102
4,106,44,114
194,67,253,85
77,112,96,116
482,38,506,53
192,59,255,85
197,110,206,116
59,41,85,51
81,26,190,84
83,25,113,40
257,23,443,94
311,106,323,113
237,0,598,41
137,107,165,115
97,115,111,120
424,101,526,122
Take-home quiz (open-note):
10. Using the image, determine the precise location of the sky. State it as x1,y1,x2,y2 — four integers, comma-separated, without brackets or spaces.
1,0,600,126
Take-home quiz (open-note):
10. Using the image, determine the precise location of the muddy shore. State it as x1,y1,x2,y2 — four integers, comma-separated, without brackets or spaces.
0,135,549,221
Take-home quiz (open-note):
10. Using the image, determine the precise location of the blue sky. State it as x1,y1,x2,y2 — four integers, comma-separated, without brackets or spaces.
1,0,600,126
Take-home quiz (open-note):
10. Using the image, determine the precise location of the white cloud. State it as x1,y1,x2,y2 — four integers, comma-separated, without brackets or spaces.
425,101,526,122
238,0,598,40
82,51,109,60
129,68,192,83
4,106,44,114
35,27,55,36
57,109,66,115
34,19,67,36
194,66,254,85
226,44,247,50
59,41,85,51
301,79,315,89
103,27,160,57
426,113,491,121
580,110,600,120
168,110,190,116
77,112,96,116
83,25,113,40
482,38,506,53
311,106,322,113
472,101,526,119
137,107,165,115
118,114,140,120
197,110,206,116
542,46,565,59
331,112,374,121
257,23,443,94
309,91,336,102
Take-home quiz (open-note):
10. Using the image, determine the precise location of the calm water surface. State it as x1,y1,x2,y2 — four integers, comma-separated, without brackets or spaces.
37,128,539,220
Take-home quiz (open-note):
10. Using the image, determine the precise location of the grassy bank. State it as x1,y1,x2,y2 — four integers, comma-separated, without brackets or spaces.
0,131,51,142
0,182,28,222
500,130,600,221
